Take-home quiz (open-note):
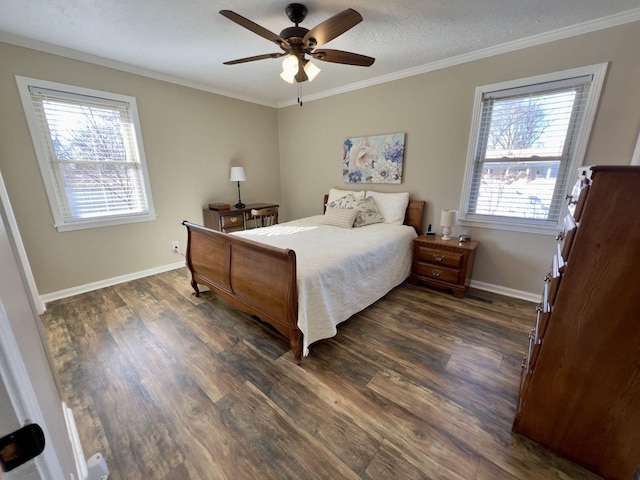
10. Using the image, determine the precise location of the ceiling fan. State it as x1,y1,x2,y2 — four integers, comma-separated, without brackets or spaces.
219,3,375,84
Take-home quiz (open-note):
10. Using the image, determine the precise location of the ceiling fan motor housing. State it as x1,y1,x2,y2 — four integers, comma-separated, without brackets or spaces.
279,26,309,42
285,3,307,25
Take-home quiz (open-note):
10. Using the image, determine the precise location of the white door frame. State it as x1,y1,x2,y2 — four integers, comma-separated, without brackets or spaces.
0,169,84,479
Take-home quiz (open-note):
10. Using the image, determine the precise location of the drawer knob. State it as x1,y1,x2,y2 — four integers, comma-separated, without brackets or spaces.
230,216,238,222
432,269,442,277
433,254,444,262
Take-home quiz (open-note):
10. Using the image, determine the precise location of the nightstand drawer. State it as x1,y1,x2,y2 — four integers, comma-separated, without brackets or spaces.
414,263,460,283
220,214,244,229
417,246,463,268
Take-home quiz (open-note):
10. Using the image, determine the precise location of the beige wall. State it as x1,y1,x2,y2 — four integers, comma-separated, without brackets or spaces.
0,43,281,295
278,21,640,295
1,21,639,298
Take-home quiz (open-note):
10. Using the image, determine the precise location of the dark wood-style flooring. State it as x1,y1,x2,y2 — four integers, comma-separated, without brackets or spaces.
40,268,601,479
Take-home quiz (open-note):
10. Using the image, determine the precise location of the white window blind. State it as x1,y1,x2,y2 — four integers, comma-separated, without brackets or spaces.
460,64,607,233
17,77,156,231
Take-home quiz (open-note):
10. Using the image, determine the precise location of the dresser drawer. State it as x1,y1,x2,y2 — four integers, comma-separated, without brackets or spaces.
414,263,460,283
220,214,244,229
416,246,463,268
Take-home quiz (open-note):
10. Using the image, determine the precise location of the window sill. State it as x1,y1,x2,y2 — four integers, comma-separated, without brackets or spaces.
457,217,560,236
54,213,157,232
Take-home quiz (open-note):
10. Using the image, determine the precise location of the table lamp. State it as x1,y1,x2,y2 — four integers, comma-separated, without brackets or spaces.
230,166,246,208
440,210,457,240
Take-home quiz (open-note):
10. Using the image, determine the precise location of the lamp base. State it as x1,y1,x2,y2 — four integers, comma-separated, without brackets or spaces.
441,226,452,241
235,202,245,209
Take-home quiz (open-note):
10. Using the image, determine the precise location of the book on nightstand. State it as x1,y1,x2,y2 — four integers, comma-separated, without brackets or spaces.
208,203,230,211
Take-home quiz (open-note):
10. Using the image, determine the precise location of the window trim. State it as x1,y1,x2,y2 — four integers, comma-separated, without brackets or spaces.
458,63,608,235
15,76,157,232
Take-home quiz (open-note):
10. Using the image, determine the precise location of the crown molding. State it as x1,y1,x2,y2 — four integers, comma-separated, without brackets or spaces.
0,32,278,108
279,8,640,108
2,7,639,109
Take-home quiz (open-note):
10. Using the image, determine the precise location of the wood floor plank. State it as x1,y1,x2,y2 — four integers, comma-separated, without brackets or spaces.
140,363,282,480
217,380,362,480
40,269,602,480
228,340,381,475
279,342,481,479
364,439,468,480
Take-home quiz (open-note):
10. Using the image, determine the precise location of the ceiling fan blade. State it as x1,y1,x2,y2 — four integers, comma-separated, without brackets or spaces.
220,10,289,47
223,53,287,65
311,49,375,67
303,8,362,47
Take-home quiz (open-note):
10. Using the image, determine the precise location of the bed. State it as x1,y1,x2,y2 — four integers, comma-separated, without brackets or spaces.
183,191,424,364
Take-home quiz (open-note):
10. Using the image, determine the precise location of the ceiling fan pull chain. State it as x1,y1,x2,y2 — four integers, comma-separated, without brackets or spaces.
298,82,303,107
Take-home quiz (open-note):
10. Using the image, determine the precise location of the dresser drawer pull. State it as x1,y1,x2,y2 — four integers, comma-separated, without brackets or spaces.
230,216,238,223
433,254,444,262
431,269,442,277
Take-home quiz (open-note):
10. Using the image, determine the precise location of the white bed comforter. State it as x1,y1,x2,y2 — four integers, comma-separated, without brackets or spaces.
233,215,417,356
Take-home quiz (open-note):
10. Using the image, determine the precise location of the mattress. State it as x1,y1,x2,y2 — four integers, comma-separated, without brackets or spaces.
233,215,417,355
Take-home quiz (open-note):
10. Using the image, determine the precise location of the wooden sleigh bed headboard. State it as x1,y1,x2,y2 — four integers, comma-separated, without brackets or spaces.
183,196,424,364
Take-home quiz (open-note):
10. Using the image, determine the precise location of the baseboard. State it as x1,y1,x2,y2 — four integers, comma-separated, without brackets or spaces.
470,279,540,303
63,402,88,480
40,261,539,308
40,261,186,306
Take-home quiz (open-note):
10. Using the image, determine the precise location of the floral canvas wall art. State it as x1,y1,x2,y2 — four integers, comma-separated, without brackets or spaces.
343,133,405,183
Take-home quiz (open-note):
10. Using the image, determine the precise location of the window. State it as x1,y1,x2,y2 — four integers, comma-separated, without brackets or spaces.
16,77,156,231
459,64,607,234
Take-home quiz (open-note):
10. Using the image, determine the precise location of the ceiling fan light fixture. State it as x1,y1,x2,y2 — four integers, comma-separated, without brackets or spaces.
304,60,321,82
281,54,299,74
280,70,296,84
280,54,299,83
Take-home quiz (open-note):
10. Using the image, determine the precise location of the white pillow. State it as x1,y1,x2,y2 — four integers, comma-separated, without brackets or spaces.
327,188,365,204
321,207,358,228
365,191,410,225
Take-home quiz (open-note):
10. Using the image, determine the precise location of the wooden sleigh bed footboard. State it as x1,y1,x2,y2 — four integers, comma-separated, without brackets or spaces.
181,221,303,363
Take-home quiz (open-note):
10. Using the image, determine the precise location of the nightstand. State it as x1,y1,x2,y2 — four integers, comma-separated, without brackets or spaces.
202,203,278,233
409,236,478,298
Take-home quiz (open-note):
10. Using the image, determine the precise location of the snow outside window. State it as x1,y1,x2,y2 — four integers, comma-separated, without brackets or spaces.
459,64,607,234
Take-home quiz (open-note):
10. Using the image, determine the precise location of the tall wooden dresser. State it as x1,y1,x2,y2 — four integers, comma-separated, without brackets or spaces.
512,166,640,479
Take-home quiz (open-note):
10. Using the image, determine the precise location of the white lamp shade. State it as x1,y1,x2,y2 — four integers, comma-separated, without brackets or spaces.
282,54,299,74
304,61,321,82
229,166,246,182
280,70,296,84
440,210,457,227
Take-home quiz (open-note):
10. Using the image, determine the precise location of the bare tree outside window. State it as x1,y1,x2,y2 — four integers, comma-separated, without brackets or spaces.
17,77,155,231
43,100,145,219
487,98,551,151
474,91,576,220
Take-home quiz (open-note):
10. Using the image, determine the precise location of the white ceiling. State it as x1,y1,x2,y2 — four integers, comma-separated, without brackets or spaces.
1,0,639,107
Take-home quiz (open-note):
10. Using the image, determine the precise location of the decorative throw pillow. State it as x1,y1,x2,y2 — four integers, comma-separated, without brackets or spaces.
352,196,385,227
327,193,357,210
321,206,358,228
327,194,384,227
327,188,365,204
